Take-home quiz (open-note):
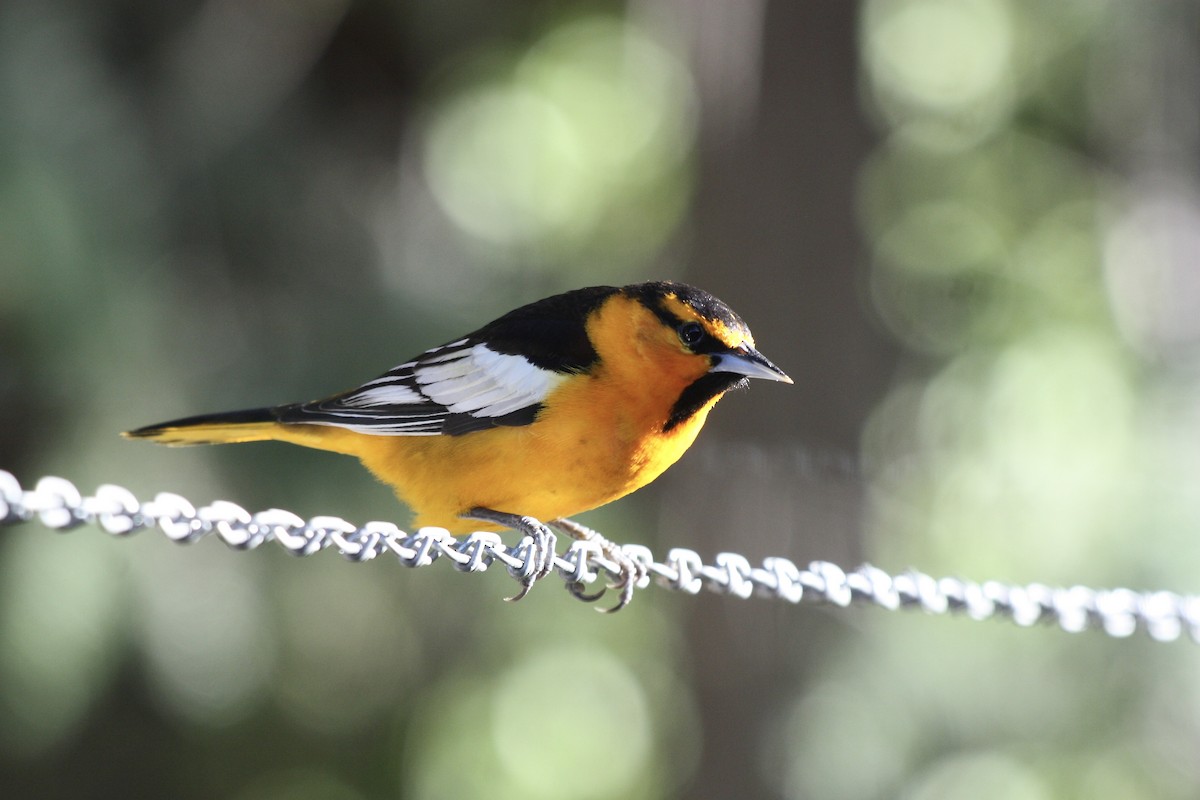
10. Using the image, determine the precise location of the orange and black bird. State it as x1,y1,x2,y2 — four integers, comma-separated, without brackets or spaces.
125,281,791,609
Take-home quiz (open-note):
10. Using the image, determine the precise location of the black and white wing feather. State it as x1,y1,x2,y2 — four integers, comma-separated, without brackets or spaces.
275,285,618,436
279,339,567,436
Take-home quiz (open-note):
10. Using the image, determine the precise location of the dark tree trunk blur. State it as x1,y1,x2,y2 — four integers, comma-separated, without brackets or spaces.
665,1,895,796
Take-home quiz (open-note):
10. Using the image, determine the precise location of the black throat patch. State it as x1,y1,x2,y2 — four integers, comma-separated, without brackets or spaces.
664,372,747,432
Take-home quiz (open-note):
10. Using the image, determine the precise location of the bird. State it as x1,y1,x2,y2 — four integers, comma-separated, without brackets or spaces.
124,281,792,609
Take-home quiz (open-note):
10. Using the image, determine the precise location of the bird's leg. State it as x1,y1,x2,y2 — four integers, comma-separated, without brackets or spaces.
548,518,647,613
462,507,557,602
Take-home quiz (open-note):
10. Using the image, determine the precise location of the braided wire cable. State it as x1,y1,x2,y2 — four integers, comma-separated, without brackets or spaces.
2,470,1198,642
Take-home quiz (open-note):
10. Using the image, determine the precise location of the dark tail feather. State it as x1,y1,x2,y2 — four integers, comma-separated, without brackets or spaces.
123,407,284,446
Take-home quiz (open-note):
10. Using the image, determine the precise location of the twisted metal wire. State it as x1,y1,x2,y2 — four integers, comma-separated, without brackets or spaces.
2,470,1197,642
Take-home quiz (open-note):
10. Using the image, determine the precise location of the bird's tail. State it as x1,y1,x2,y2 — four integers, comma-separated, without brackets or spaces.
124,405,366,457
123,408,283,446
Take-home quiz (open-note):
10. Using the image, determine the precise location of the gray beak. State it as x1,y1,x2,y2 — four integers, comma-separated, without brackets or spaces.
710,345,793,384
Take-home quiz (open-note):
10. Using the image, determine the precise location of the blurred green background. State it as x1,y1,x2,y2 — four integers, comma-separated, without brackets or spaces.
4,0,1200,797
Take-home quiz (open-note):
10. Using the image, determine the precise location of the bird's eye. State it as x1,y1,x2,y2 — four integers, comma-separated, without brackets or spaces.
678,322,705,347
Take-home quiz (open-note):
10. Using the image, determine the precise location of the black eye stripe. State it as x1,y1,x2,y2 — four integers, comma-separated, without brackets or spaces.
658,312,724,355
642,299,684,331
627,285,735,355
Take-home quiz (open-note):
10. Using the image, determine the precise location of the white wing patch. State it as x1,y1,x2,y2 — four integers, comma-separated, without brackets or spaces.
337,383,423,407
416,344,564,417
289,342,564,436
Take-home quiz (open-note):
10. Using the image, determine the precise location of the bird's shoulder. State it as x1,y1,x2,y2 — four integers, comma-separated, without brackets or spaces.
468,284,620,372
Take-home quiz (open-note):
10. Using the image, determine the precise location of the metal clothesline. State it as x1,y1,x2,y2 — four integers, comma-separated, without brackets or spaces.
1,469,1197,642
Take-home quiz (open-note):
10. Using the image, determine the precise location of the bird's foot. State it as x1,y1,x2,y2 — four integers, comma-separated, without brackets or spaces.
506,517,557,602
462,508,557,602
549,518,647,612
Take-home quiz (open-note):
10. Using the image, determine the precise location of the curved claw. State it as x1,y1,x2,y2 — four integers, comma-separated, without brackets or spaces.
505,582,535,603
511,523,556,602
595,557,644,613
598,576,638,613
567,580,607,603
549,517,646,613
